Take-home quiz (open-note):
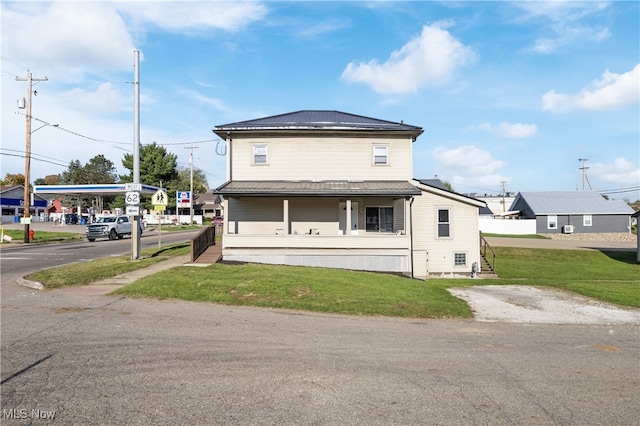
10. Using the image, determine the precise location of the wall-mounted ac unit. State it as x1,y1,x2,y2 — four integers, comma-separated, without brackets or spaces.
562,225,574,234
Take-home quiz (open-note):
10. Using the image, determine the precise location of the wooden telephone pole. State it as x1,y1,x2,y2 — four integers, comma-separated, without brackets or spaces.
16,72,48,243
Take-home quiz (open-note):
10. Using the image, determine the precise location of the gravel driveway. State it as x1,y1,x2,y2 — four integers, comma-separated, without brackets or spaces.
455,234,640,324
448,285,640,325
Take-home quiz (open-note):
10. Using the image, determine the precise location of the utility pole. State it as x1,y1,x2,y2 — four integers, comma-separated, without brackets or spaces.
186,145,198,225
578,158,593,191
500,181,507,212
16,72,48,243
131,50,142,259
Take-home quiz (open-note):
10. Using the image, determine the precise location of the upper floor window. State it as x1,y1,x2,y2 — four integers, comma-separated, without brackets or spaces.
253,144,268,165
437,208,450,237
373,146,388,165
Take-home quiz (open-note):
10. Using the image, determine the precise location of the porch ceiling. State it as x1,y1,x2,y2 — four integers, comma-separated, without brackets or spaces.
216,180,421,197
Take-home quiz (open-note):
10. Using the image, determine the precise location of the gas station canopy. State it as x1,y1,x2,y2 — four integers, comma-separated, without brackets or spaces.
34,184,160,196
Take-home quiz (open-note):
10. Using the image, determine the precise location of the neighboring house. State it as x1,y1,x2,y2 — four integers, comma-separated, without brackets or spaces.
0,185,49,223
213,110,484,278
467,193,516,216
509,191,634,234
632,210,640,262
193,192,223,219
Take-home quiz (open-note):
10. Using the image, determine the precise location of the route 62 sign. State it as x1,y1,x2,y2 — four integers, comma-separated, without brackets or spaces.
125,191,140,206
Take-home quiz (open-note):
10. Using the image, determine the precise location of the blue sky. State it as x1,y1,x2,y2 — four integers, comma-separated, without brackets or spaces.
2,1,638,200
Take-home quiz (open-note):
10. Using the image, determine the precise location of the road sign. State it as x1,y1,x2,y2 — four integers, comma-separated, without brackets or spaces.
177,191,191,208
125,183,142,191
126,205,140,216
125,191,140,206
152,189,168,206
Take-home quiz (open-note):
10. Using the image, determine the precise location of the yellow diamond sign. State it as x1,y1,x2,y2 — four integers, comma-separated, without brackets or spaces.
152,189,168,206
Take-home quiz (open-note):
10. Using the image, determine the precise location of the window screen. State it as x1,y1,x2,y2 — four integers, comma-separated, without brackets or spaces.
438,208,450,237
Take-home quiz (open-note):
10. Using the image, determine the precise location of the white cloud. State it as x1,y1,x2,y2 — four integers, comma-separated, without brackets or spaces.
62,83,132,115
590,157,640,185
2,3,135,79
116,1,268,33
515,2,611,54
431,145,510,188
542,64,640,112
341,22,476,94
477,122,538,139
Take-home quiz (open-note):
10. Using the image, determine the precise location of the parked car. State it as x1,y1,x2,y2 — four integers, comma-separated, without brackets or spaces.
86,215,143,241
213,216,224,226
64,213,79,224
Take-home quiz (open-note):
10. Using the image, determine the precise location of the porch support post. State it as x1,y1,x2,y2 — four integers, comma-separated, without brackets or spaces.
283,199,289,234
346,199,352,234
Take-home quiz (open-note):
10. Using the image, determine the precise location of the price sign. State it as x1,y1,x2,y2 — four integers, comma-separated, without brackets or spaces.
125,191,140,206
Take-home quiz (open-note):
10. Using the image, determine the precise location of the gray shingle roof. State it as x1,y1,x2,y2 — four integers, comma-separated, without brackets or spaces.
512,191,634,215
214,110,423,136
216,180,421,197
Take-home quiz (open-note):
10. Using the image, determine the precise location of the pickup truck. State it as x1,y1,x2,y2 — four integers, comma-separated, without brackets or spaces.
86,215,142,241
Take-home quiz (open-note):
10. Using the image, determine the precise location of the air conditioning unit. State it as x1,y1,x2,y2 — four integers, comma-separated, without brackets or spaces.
562,225,574,234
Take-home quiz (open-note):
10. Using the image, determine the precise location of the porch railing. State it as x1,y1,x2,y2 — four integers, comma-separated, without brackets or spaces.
191,226,216,263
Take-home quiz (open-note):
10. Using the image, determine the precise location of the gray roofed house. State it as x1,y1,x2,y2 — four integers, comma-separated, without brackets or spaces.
210,110,485,278
510,191,634,234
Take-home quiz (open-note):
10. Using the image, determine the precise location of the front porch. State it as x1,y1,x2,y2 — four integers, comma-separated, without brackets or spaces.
219,190,418,273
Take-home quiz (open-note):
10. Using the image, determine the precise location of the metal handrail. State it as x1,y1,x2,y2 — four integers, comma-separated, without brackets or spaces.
479,232,496,272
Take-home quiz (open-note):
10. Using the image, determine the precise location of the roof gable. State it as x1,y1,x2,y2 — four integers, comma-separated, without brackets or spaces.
214,110,423,136
512,191,634,215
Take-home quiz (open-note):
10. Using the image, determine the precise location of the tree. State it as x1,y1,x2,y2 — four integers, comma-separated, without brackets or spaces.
442,181,454,192
121,142,179,210
34,175,60,185
1,173,26,186
174,167,209,194
59,156,118,212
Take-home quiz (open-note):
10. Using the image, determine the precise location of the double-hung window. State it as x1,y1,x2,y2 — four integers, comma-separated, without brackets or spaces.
547,215,558,230
253,144,268,165
437,208,451,237
583,215,592,227
373,146,388,165
365,207,393,232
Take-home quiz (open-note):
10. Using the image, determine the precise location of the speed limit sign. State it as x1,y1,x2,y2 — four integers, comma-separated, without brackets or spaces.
125,191,140,206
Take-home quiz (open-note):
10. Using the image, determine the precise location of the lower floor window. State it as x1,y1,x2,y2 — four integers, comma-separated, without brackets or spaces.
454,252,467,266
365,207,393,232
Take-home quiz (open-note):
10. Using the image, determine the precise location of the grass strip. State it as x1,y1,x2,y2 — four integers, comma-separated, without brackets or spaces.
1,229,83,244
26,243,190,289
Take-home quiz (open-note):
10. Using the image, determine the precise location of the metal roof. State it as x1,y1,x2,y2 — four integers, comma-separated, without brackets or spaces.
214,110,423,136
216,180,421,197
512,191,634,215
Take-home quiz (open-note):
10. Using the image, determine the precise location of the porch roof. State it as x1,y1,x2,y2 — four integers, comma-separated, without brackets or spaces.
216,180,421,197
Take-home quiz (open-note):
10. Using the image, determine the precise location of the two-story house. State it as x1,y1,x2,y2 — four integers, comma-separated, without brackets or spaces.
214,110,484,278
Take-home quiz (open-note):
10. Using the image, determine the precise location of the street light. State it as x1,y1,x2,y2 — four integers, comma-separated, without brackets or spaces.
23,121,58,243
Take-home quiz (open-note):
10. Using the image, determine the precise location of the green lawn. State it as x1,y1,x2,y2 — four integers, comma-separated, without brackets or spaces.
1,229,83,244
113,263,472,318
29,241,639,317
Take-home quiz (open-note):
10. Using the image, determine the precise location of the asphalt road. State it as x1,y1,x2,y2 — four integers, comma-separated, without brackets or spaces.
1,230,638,425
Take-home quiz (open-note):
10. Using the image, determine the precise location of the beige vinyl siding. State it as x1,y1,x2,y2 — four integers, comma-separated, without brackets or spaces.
411,191,481,278
289,198,340,235
228,197,282,234
232,135,413,181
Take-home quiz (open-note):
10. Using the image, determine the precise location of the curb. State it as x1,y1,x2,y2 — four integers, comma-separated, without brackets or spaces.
17,277,44,290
